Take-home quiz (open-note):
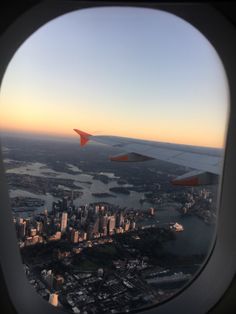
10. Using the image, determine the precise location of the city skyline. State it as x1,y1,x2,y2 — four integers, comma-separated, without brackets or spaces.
0,7,229,148
4,123,218,313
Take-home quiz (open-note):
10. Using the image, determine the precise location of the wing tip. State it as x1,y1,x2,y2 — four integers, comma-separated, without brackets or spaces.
73,129,92,146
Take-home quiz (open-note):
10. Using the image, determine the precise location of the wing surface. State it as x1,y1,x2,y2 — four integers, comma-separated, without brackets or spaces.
73,129,223,175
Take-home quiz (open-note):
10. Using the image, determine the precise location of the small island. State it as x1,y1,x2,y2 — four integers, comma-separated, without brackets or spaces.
92,193,116,198
11,197,45,211
109,187,130,195
93,174,112,184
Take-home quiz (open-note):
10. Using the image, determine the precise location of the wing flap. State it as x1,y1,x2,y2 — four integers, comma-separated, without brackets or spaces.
110,152,154,162
172,170,219,186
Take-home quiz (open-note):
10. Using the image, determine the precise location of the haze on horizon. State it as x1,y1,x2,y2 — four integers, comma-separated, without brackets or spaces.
0,7,229,148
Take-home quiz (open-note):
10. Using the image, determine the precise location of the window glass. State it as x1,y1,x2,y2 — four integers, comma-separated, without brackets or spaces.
0,7,228,313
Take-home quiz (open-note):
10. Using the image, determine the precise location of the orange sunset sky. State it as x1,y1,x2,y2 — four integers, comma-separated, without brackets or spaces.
0,7,229,148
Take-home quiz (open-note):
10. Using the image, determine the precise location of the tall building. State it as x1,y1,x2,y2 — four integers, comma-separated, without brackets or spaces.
94,205,100,214
87,223,94,240
36,221,43,233
116,212,124,227
18,220,26,238
102,226,108,236
93,217,100,235
149,207,155,216
49,293,58,307
108,215,116,234
99,214,108,233
62,197,68,211
61,212,68,232
124,220,130,232
43,214,50,233
71,229,79,243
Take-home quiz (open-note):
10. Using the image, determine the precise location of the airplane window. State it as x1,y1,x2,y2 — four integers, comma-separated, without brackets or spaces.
0,6,229,314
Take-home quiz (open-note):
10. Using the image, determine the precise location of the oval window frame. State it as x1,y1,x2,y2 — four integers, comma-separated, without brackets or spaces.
0,2,236,314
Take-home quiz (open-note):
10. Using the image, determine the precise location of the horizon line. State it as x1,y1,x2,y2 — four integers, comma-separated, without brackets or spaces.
0,128,224,149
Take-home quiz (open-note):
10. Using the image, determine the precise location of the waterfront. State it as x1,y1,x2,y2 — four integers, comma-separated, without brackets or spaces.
3,144,217,313
7,161,147,210
8,161,216,257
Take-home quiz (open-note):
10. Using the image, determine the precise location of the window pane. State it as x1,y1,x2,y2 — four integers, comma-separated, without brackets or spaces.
0,6,228,314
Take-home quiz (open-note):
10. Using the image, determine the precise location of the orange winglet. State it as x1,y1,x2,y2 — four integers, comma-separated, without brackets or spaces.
110,154,129,161
73,129,92,146
171,176,199,186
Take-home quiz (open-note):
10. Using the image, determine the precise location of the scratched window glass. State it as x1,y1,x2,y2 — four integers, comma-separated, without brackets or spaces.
0,7,228,313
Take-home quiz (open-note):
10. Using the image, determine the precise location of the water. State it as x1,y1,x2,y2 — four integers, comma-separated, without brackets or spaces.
137,205,215,256
7,161,216,257
158,213,214,256
7,161,147,210
10,189,59,207
164,215,215,255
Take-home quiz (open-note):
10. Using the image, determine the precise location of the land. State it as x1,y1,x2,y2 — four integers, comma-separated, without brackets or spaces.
6,173,82,195
3,135,218,224
21,223,203,314
11,197,45,208
2,135,218,313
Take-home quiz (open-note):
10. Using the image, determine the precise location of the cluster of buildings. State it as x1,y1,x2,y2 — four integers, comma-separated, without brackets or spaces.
25,254,164,313
25,250,191,313
174,188,216,223
14,192,201,313
14,197,156,249
14,189,205,313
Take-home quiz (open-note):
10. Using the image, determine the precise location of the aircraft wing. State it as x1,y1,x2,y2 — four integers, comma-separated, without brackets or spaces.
74,129,223,186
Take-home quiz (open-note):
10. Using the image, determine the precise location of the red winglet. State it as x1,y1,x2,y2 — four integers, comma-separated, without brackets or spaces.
73,129,91,146
171,176,199,186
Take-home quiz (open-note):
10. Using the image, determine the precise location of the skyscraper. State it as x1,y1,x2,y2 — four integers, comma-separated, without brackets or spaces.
116,212,124,227
71,229,79,243
62,197,68,211
49,293,58,307
61,212,68,232
149,207,155,216
18,220,26,238
99,214,108,233
124,220,130,231
94,205,100,214
36,221,43,233
108,215,116,234
93,216,100,235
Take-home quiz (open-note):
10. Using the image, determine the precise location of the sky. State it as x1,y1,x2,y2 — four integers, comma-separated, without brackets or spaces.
0,7,229,148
